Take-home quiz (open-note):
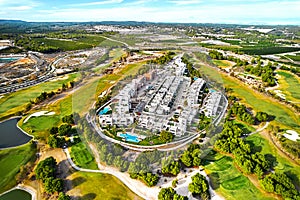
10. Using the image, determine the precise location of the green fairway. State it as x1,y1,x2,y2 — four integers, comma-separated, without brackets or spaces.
70,142,98,170
68,172,142,200
197,64,299,130
212,60,235,69
221,175,249,190
0,143,36,193
0,73,80,121
277,70,300,102
204,153,274,200
245,133,300,187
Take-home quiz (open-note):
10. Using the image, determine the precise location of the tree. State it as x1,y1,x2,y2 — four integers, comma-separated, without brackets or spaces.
188,173,209,196
172,179,178,188
48,135,64,148
158,187,176,200
44,177,63,194
35,157,56,181
62,114,75,124
162,161,180,176
180,151,192,167
58,192,71,200
158,187,187,200
58,124,72,136
49,126,58,135
159,130,174,143
255,112,269,122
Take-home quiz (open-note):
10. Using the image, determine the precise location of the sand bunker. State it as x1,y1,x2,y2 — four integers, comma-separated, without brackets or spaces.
283,130,300,141
24,111,55,123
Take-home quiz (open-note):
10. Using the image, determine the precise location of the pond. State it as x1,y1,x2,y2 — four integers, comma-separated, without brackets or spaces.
0,189,31,200
0,118,32,149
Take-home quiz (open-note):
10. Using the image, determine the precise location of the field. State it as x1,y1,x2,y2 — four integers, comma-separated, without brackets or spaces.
284,54,300,62
277,70,300,102
0,73,80,121
33,35,108,51
0,143,36,193
70,142,98,170
204,152,274,200
196,64,300,131
245,133,300,187
67,172,142,200
241,46,300,55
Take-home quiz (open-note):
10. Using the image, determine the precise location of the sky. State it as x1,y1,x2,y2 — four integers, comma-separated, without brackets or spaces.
0,0,299,25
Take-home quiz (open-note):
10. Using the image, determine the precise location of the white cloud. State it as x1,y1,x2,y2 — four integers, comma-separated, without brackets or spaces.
168,0,202,5
72,0,124,6
10,5,33,11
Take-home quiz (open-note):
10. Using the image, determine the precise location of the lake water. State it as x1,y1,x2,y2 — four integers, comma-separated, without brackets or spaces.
0,189,31,200
0,118,32,149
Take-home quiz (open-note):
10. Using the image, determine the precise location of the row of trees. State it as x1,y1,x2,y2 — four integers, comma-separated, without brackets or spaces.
181,55,202,80
148,51,175,65
33,81,75,104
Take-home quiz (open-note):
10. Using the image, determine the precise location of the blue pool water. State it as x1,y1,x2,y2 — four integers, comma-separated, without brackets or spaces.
99,107,110,115
119,133,140,143
0,57,20,63
194,77,198,80
210,89,216,93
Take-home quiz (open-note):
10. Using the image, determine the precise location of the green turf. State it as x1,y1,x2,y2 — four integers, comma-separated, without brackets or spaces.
204,152,274,200
197,64,299,131
245,133,300,187
69,172,142,200
277,71,300,102
0,143,36,193
70,142,98,170
212,60,234,68
221,175,249,190
0,73,80,120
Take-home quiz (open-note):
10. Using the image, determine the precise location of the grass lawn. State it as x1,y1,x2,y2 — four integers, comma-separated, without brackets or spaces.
204,153,274,200
197,64,300,131
0,143,36,193
277,70,300,102
68,172,142,200
0,73,80,121
70,142,98,170
245,133,300,187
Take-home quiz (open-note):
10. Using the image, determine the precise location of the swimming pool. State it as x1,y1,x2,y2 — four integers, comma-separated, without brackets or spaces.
119,133,140,143
210,89,216,93
99,107,110,115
